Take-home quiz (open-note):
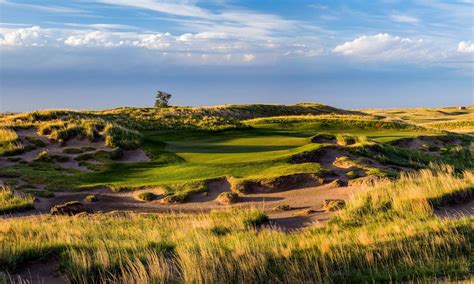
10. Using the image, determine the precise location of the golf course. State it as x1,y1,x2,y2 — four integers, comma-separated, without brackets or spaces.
0,103,472,282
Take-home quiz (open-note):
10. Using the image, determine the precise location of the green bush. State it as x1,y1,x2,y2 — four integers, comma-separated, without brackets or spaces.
103,124,142,150
138,192,155,201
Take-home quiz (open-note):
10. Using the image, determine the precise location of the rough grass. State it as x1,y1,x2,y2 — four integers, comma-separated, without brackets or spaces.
0,128,23,156
0,186,35,214
1,114,470,192
1,167,472,282
336,165,474,224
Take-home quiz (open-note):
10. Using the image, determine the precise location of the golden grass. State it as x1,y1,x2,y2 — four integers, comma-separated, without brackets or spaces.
1,167,472,282
339,165,474,222
0,186,35,214
0,128,23,155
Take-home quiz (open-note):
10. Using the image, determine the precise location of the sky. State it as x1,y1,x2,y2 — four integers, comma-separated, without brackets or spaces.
0,0,473,112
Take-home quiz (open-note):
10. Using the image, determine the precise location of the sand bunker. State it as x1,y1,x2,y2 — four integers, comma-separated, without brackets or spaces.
1,128,150,172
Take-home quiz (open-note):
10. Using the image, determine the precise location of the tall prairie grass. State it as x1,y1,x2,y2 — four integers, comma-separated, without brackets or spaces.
337,165,474,223
1,167,473,283
0,128,23,155
0,186,34,214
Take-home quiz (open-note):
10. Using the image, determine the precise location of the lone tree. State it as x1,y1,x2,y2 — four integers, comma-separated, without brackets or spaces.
155,90,172,108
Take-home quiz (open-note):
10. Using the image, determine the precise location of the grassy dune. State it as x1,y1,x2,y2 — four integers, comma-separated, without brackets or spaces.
362,105,474,133
1,167,472,283
1,108,471,195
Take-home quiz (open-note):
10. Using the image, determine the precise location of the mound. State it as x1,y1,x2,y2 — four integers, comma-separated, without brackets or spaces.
390,135,463,153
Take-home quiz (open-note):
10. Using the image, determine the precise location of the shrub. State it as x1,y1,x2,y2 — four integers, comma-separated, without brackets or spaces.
138,192,155,201
103,123,142,150
82,120,105,141
33,150,50,162
336,134,357,146
50,124,83,142
322,199,346,211
37,121,66,135
216,191,239,204
160,193,187,204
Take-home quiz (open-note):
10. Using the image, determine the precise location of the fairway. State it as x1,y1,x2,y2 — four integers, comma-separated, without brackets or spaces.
80,120,435,188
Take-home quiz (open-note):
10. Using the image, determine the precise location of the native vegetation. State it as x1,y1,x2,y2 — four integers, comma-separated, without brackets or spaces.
0,103,472,282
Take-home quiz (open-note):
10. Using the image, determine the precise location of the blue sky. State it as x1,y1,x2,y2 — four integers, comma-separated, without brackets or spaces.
0,0,473,111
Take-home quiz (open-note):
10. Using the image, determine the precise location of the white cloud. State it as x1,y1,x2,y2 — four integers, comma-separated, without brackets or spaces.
132,33,173,49
0,26,52,46
390,14,419,24
457,41,474,53
284,48,323,57
332,33,431,61
64,31,125,47
243,53,256,62
177,32,228,42
94,0,298,41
